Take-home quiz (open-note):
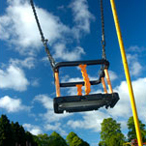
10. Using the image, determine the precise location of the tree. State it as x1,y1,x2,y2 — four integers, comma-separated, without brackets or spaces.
66,132,89,146
127,116,146,142
35,132,67,146
99,118,125,146
11,121,26,146
35,133,50,146
0,115,38,146
48,131,67,146
0,115,14,146
25,131,38,146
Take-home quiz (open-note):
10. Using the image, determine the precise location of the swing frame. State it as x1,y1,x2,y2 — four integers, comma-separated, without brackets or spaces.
53,59,119,113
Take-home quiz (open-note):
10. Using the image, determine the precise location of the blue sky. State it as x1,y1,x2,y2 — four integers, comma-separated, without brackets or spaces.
0,0,146,145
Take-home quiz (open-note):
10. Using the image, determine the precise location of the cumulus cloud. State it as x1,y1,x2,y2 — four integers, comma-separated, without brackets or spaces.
67,111,109,132
31,79,39,87
33,94,73,136
33,95,72,122
0,0,94,61
108,78,146,123
128,45,146,53
0,95,30,112
23,123,42,135
0,65,29,91
30,78,146,134
132,78,146,120
53,44,85,61
127,54,142,76
65,77,146,132
33,94,53,110
70,0,94,38
107,81,131,117
33,94,72,122
45,123,67,136
109,70,118,81
9,57,36,69
0,0,69,55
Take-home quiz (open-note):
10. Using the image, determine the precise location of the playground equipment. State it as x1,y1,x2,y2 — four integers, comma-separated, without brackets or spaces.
30,0,143,145
30,0,119,114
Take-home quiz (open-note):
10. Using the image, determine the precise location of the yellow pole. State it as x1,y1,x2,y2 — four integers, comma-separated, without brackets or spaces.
110,0,143,146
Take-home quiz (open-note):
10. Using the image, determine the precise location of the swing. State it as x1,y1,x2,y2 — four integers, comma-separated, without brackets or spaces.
30,0,119,114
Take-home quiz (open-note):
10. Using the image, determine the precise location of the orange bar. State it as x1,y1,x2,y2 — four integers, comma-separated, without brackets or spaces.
104,69,113,93
76,84,83,96
79,64,91,95
54,72,61,97
101,77,108,93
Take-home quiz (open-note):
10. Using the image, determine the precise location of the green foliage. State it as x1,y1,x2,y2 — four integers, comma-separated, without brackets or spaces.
0,115,14,146
35,133,50,146
127,116,146,142
0,115,37,146
35,132,67,146
0,114,89,146
0,115,93,146
25,131,38,146
11,121,26,145
66,132,77,144
99,118,125,146
48,131,67,146
66,132,89,146
98,141,106,146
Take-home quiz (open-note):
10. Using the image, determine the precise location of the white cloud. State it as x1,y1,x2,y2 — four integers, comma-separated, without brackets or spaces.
0,65,29,91
54,44,85,61
128,45,146,53
0,95,29,112
0,0,95,61
132,78,146,121
0,0,69,55
30,78,146,134
33,94,72,122
131,62,142,76
31,79,39,87
34,94,53,110
66,77,146,132
109,70,118,81
70,0,94,38
45,123,67,136
109,78,146,122
9,57,36,69
23,123,42,135
107,81,131,117
67,111,109,132
62,76,83,83
127,54,142,76
33,94,73,136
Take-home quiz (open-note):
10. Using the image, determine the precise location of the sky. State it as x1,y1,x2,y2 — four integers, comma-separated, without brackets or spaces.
0,0,146,145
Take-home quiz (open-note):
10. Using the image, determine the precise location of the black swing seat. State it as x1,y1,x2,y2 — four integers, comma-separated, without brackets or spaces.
54,92,119,113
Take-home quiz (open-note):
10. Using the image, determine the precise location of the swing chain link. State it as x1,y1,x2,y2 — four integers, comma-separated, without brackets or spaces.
30,0,55,69
100,0,106,59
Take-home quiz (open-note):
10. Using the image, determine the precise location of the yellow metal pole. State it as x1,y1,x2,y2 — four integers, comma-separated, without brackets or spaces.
110,0,143,146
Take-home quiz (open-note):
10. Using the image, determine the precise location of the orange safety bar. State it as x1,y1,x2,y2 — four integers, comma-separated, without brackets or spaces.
76,84,83,96
54,72,61,97
101,77,108,93
104,69,113,93
79,64,91,95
